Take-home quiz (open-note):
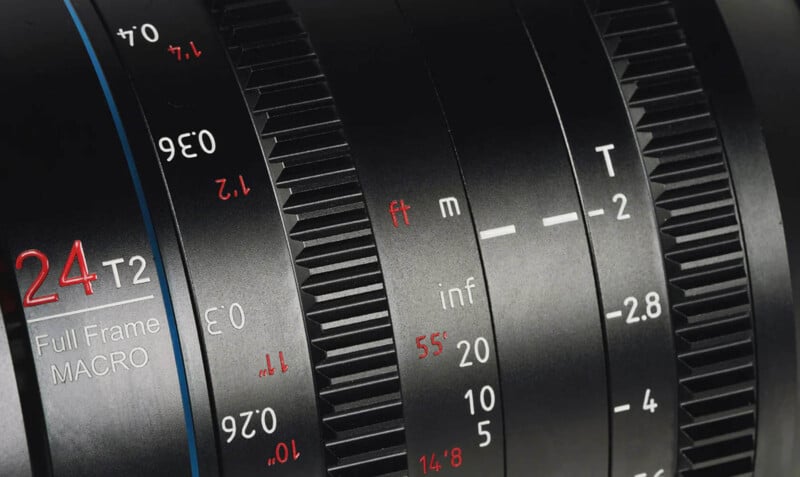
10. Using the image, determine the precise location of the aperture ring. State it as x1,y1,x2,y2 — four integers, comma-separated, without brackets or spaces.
590,1,758,474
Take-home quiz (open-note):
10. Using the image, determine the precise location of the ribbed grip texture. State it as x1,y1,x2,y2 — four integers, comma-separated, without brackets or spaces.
591,2,757,475
215,2,408,475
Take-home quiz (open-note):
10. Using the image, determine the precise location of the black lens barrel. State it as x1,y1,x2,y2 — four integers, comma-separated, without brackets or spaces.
0,0,797,476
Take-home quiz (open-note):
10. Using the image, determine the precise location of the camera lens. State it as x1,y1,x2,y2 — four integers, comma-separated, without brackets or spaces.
0,0,798,476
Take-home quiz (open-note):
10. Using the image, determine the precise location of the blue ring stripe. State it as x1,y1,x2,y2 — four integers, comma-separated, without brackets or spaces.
62,1,200,475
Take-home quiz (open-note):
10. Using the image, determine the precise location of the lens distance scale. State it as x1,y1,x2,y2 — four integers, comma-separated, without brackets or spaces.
283,0,507,475
90,0,327,474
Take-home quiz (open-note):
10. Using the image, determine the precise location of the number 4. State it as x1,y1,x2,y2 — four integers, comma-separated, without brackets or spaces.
642,388,658,414
59,240,98,295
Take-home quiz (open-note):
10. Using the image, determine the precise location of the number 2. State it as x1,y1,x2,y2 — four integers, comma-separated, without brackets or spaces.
216,178,231,201
613,193,631,220
625,296,640,324
15,250,58,307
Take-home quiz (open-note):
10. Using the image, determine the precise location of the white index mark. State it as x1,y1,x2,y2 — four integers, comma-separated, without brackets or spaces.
588,209,605,217
606,310,623,320
542,212,579,227
614,404,631,413
27,295,156,323
479,225,517,240
634,474,647,477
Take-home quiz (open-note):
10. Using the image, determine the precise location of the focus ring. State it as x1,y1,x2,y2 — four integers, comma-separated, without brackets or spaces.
216,2,408,475
591,2,758,475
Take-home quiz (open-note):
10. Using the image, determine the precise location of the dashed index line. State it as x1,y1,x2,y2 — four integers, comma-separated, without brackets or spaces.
605,310,623,320
479,225,517,240
588,209,605,217
542,212,579,227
